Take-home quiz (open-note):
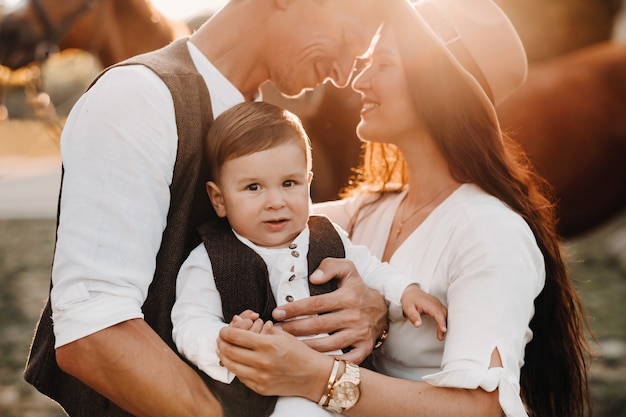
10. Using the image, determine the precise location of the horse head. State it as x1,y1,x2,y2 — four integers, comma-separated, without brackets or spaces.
0,0,99,69
0,0,190,70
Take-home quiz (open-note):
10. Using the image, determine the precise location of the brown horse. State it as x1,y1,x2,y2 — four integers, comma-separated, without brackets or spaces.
0,0,189,70
498,40,626,238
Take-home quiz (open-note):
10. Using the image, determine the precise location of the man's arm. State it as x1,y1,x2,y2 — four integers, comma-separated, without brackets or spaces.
271,258,387,364
56,318,223,417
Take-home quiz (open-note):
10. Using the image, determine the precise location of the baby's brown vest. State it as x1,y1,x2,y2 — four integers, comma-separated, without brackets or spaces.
199,215,344,322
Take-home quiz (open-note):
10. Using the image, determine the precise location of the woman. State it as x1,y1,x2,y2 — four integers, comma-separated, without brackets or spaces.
217,1,593,416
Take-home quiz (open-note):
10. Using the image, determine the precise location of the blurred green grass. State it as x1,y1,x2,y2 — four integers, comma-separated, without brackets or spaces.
564,210,626,417
1,211,625,416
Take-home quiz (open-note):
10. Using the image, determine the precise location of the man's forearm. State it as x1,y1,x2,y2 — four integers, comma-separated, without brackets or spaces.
56,318,223,417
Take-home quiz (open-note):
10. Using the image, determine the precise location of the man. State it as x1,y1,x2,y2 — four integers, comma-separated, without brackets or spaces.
24,1,393,416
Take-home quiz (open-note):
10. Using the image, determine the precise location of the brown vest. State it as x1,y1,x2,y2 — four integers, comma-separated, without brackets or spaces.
23,38,218,416
200,215,343,322
196,215,345,415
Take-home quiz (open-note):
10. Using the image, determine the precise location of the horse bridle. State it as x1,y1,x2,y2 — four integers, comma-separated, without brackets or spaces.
29,0,99,63
0,0,100,122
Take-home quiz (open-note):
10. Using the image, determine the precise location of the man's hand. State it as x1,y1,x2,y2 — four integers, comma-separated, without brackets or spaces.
271,258,387,363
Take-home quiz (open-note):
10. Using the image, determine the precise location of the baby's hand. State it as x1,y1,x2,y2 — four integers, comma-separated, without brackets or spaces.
218,311,268,367
229,310,265,334
401,284,448,341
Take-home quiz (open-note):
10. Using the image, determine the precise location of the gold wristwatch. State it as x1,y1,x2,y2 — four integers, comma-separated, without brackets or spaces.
324,361,361,413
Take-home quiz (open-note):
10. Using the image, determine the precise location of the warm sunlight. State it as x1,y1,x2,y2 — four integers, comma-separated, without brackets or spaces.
151,0,226,20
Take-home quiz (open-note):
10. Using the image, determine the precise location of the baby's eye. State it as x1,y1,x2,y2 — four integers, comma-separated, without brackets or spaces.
246,183,260,191
283,180,296,188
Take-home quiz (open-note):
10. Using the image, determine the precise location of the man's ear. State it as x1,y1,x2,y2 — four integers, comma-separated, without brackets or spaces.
206,181,227,218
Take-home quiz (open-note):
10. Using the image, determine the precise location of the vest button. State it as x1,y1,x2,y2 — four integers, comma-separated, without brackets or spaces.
285,295,295,302
288,274,296,282
289,243,298,249
291,250,300,257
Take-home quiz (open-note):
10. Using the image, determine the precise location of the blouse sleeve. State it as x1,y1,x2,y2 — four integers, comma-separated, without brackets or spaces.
422,209,545,417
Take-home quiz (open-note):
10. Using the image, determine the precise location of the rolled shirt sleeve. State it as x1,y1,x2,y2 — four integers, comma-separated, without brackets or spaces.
51,66,178,347
50,41,246,349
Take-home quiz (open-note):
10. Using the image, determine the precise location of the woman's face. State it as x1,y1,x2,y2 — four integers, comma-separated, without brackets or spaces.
351,27,421,144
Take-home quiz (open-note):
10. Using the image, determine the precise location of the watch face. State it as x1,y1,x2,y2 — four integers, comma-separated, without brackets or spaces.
333,381,360,407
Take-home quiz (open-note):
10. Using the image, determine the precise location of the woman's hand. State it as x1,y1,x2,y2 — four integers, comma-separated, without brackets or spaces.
270,258,388,363
217,322,334,402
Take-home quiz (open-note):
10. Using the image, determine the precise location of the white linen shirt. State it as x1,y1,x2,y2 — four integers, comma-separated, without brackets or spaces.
171,221,413,384
51,41,247,348
313,184,546,417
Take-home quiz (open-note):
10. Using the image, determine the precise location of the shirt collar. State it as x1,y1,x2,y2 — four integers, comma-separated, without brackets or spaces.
233,226,310,256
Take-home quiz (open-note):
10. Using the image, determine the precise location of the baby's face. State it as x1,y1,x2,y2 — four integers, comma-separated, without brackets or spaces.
216,141,311,248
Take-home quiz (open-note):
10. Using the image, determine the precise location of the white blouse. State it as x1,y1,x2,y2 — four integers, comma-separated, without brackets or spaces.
313,184,545,417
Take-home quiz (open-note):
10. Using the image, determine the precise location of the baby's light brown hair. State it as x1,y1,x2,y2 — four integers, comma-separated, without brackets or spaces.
205,101,312,182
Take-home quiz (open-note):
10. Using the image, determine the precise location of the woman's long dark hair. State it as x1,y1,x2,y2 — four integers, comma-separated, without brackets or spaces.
345,22,594,417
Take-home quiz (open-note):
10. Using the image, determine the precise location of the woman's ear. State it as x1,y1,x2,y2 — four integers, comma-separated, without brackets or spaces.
206,181,227,217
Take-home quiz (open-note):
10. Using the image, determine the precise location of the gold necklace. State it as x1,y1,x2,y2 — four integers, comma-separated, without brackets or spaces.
395,184,455,237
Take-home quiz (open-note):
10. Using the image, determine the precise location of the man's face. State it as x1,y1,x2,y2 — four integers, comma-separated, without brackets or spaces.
266,0,387,97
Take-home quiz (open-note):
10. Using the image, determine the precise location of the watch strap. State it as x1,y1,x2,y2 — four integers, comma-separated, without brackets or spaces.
324,361,361,413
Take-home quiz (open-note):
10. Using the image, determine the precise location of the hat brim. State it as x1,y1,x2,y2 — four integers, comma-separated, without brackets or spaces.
388,0,500,132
